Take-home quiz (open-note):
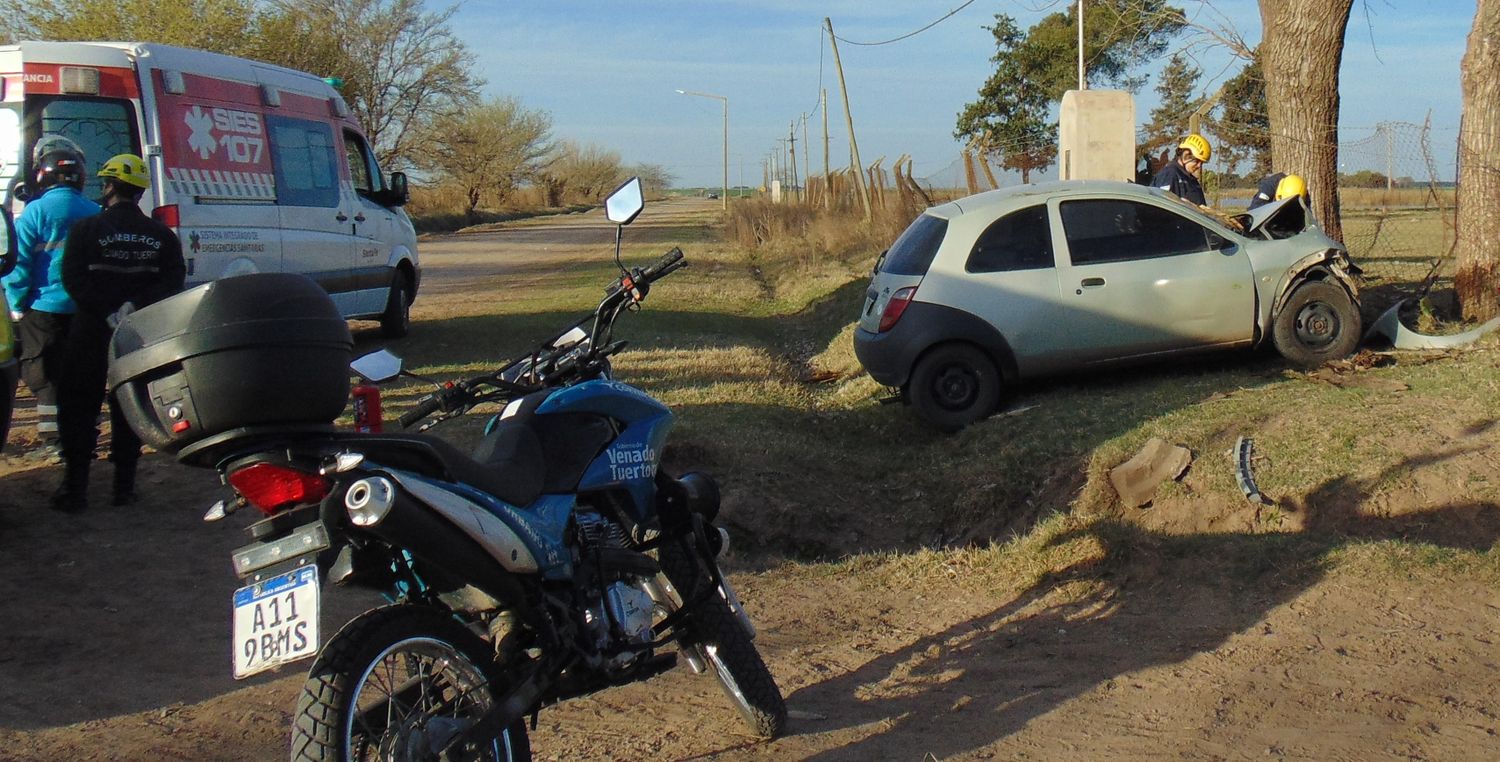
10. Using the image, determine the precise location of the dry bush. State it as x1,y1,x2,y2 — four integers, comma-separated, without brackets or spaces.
726,199,915,267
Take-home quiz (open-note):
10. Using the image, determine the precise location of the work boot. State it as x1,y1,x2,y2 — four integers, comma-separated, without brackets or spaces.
49,461,90,513
112,464,138,507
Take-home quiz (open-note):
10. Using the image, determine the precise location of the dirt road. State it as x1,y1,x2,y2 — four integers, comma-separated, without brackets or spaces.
2,198,1498,760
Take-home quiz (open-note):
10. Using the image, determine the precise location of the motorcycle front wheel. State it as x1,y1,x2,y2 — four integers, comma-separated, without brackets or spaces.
290,605,531,762
659,542,788,739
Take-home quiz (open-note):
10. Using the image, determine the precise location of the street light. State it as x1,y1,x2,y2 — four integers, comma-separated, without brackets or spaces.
676,88,727,210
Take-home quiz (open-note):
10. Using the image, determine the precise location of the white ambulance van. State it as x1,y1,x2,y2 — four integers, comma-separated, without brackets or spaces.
0,41,420,337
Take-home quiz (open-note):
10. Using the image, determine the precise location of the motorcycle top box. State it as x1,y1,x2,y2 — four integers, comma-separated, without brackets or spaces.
109,272,354,455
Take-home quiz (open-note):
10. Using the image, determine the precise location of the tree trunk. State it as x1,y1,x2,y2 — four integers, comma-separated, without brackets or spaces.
1258,0,1354,243
1456,0,1500,321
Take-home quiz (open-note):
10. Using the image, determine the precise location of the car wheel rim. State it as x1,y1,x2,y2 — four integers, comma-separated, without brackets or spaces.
1294,301,1341,348
932,363,978,410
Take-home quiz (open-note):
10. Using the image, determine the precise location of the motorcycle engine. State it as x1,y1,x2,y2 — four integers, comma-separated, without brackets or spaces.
576,512,657,651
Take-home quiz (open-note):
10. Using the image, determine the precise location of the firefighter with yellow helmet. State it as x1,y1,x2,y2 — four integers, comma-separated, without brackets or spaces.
1152,133,1211,206
52,153,184,512
1249,172,1309,210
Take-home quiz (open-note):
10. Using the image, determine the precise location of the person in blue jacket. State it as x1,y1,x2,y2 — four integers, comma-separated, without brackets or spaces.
1,137,101,458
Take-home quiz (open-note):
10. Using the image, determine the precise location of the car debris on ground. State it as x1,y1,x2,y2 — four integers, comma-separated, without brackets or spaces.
1110,437,1193,508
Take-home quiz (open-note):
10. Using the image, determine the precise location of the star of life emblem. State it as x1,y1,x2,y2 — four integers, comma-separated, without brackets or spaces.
185,106,217,159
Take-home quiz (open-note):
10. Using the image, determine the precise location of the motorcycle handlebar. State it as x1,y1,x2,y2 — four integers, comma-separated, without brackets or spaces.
398,393,445,429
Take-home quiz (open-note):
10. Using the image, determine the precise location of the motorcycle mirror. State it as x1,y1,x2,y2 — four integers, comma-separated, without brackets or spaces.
604,176,643,226
350,349,402,382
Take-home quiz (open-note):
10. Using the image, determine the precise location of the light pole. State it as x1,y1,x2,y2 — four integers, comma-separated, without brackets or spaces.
676,89,728,210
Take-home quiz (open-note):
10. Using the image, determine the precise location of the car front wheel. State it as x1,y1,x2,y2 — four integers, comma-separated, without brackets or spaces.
1272,280,1361,368
908,343,1001,431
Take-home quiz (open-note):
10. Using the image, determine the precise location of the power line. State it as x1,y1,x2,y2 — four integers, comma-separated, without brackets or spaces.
831,0,978,46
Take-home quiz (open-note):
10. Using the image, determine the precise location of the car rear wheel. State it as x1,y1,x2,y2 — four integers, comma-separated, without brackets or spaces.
908,343,1001,431
1273,280,1361,368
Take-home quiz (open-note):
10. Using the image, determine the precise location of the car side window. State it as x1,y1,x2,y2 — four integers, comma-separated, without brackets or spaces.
266,115,340,208
966,204,1053,273
343,129,384,197
1060,199,1213,266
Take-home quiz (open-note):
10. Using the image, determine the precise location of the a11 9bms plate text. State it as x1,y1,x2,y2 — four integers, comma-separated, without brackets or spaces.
231,565,320,679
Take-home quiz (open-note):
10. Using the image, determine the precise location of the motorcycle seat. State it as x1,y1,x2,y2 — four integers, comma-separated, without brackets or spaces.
345,429,546,508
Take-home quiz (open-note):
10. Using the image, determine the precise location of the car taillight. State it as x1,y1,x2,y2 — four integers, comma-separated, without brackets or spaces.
878,286,918,332
228,462,331,516
151,204,179,228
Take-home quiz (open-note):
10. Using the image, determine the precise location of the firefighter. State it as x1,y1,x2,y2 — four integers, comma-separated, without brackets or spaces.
1151,134,1211,207
1249,172,1309,210
53,154,184,512
2,137,101,459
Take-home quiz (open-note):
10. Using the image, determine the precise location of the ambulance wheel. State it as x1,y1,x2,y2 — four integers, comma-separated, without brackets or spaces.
380,271,411,338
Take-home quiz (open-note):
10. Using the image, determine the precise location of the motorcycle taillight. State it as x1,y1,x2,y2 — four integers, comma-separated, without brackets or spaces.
228,462,331,516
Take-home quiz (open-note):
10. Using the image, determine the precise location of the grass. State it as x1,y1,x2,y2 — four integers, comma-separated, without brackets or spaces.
395,201,1500,599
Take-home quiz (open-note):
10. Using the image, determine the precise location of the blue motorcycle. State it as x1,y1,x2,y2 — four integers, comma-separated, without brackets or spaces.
195,179,785,761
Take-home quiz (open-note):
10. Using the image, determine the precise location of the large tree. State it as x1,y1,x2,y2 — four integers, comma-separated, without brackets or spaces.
257,0,479,173
957,1,1185,181
1455,0,1500,321
1205,53,1270,179
425,97,552,217
1141,53,1203,157
1258,0,1354,242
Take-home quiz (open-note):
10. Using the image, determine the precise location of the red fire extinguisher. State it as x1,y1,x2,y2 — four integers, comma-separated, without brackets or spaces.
352,383,383,433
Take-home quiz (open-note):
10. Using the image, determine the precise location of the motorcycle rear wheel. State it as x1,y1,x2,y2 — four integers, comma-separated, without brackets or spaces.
290,604,531,762
659,542,788,739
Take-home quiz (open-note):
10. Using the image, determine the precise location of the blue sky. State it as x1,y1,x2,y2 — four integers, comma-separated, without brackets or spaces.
450,1,1475,187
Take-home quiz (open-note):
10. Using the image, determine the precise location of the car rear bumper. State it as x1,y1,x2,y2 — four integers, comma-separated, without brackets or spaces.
854,301,1017,389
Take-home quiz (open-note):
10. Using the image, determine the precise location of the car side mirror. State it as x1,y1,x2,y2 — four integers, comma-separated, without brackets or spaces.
384,172,409,207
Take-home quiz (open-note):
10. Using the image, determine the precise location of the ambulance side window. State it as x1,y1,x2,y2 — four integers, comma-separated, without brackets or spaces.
343,129,383,198
266,115,339,208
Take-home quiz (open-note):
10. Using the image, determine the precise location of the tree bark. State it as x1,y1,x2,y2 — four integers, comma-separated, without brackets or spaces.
1457,0,1500,321
1258,0,1354,243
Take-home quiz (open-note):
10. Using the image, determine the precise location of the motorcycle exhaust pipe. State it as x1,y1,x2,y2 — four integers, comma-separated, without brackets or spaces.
342,476,527,607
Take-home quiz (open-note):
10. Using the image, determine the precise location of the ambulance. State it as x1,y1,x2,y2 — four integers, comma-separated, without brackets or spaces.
0,41,420,337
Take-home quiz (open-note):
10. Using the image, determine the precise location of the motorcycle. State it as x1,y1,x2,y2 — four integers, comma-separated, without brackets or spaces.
187,178,786,760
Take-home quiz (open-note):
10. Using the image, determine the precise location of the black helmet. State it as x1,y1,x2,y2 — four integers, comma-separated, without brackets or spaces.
33,136,86,190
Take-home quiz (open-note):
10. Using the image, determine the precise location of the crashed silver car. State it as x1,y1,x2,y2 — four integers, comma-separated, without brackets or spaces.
853,181,1361,430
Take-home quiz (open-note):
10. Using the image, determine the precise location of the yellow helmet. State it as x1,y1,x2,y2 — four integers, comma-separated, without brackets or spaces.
1274,173,1307,200
98,153,150,189
1178,134,1212,163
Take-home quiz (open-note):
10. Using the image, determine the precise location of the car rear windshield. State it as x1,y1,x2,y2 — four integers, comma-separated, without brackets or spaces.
879,214,948,276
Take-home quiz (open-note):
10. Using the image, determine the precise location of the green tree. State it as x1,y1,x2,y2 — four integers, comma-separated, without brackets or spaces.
957,1,1185,181
2,0,261,54
1206,53,1270,178
1141,53,1203,156
425,97,552,217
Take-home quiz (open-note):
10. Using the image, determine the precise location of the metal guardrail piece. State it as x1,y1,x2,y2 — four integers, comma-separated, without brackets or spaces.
1235,436,1274,506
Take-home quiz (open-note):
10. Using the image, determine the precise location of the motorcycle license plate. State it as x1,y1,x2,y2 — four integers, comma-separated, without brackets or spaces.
231,565,320,679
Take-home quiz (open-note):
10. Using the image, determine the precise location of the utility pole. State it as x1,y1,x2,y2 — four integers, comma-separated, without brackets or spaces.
1383,121,1394,203
1076,0,1086,90
826,17,871,219
822,89,830,209
801,112,810,203
788,121,800,203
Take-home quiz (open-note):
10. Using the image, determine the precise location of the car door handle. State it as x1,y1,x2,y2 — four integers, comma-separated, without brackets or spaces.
354,213,366,222
1080,277,1106,288
336,213,349,222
